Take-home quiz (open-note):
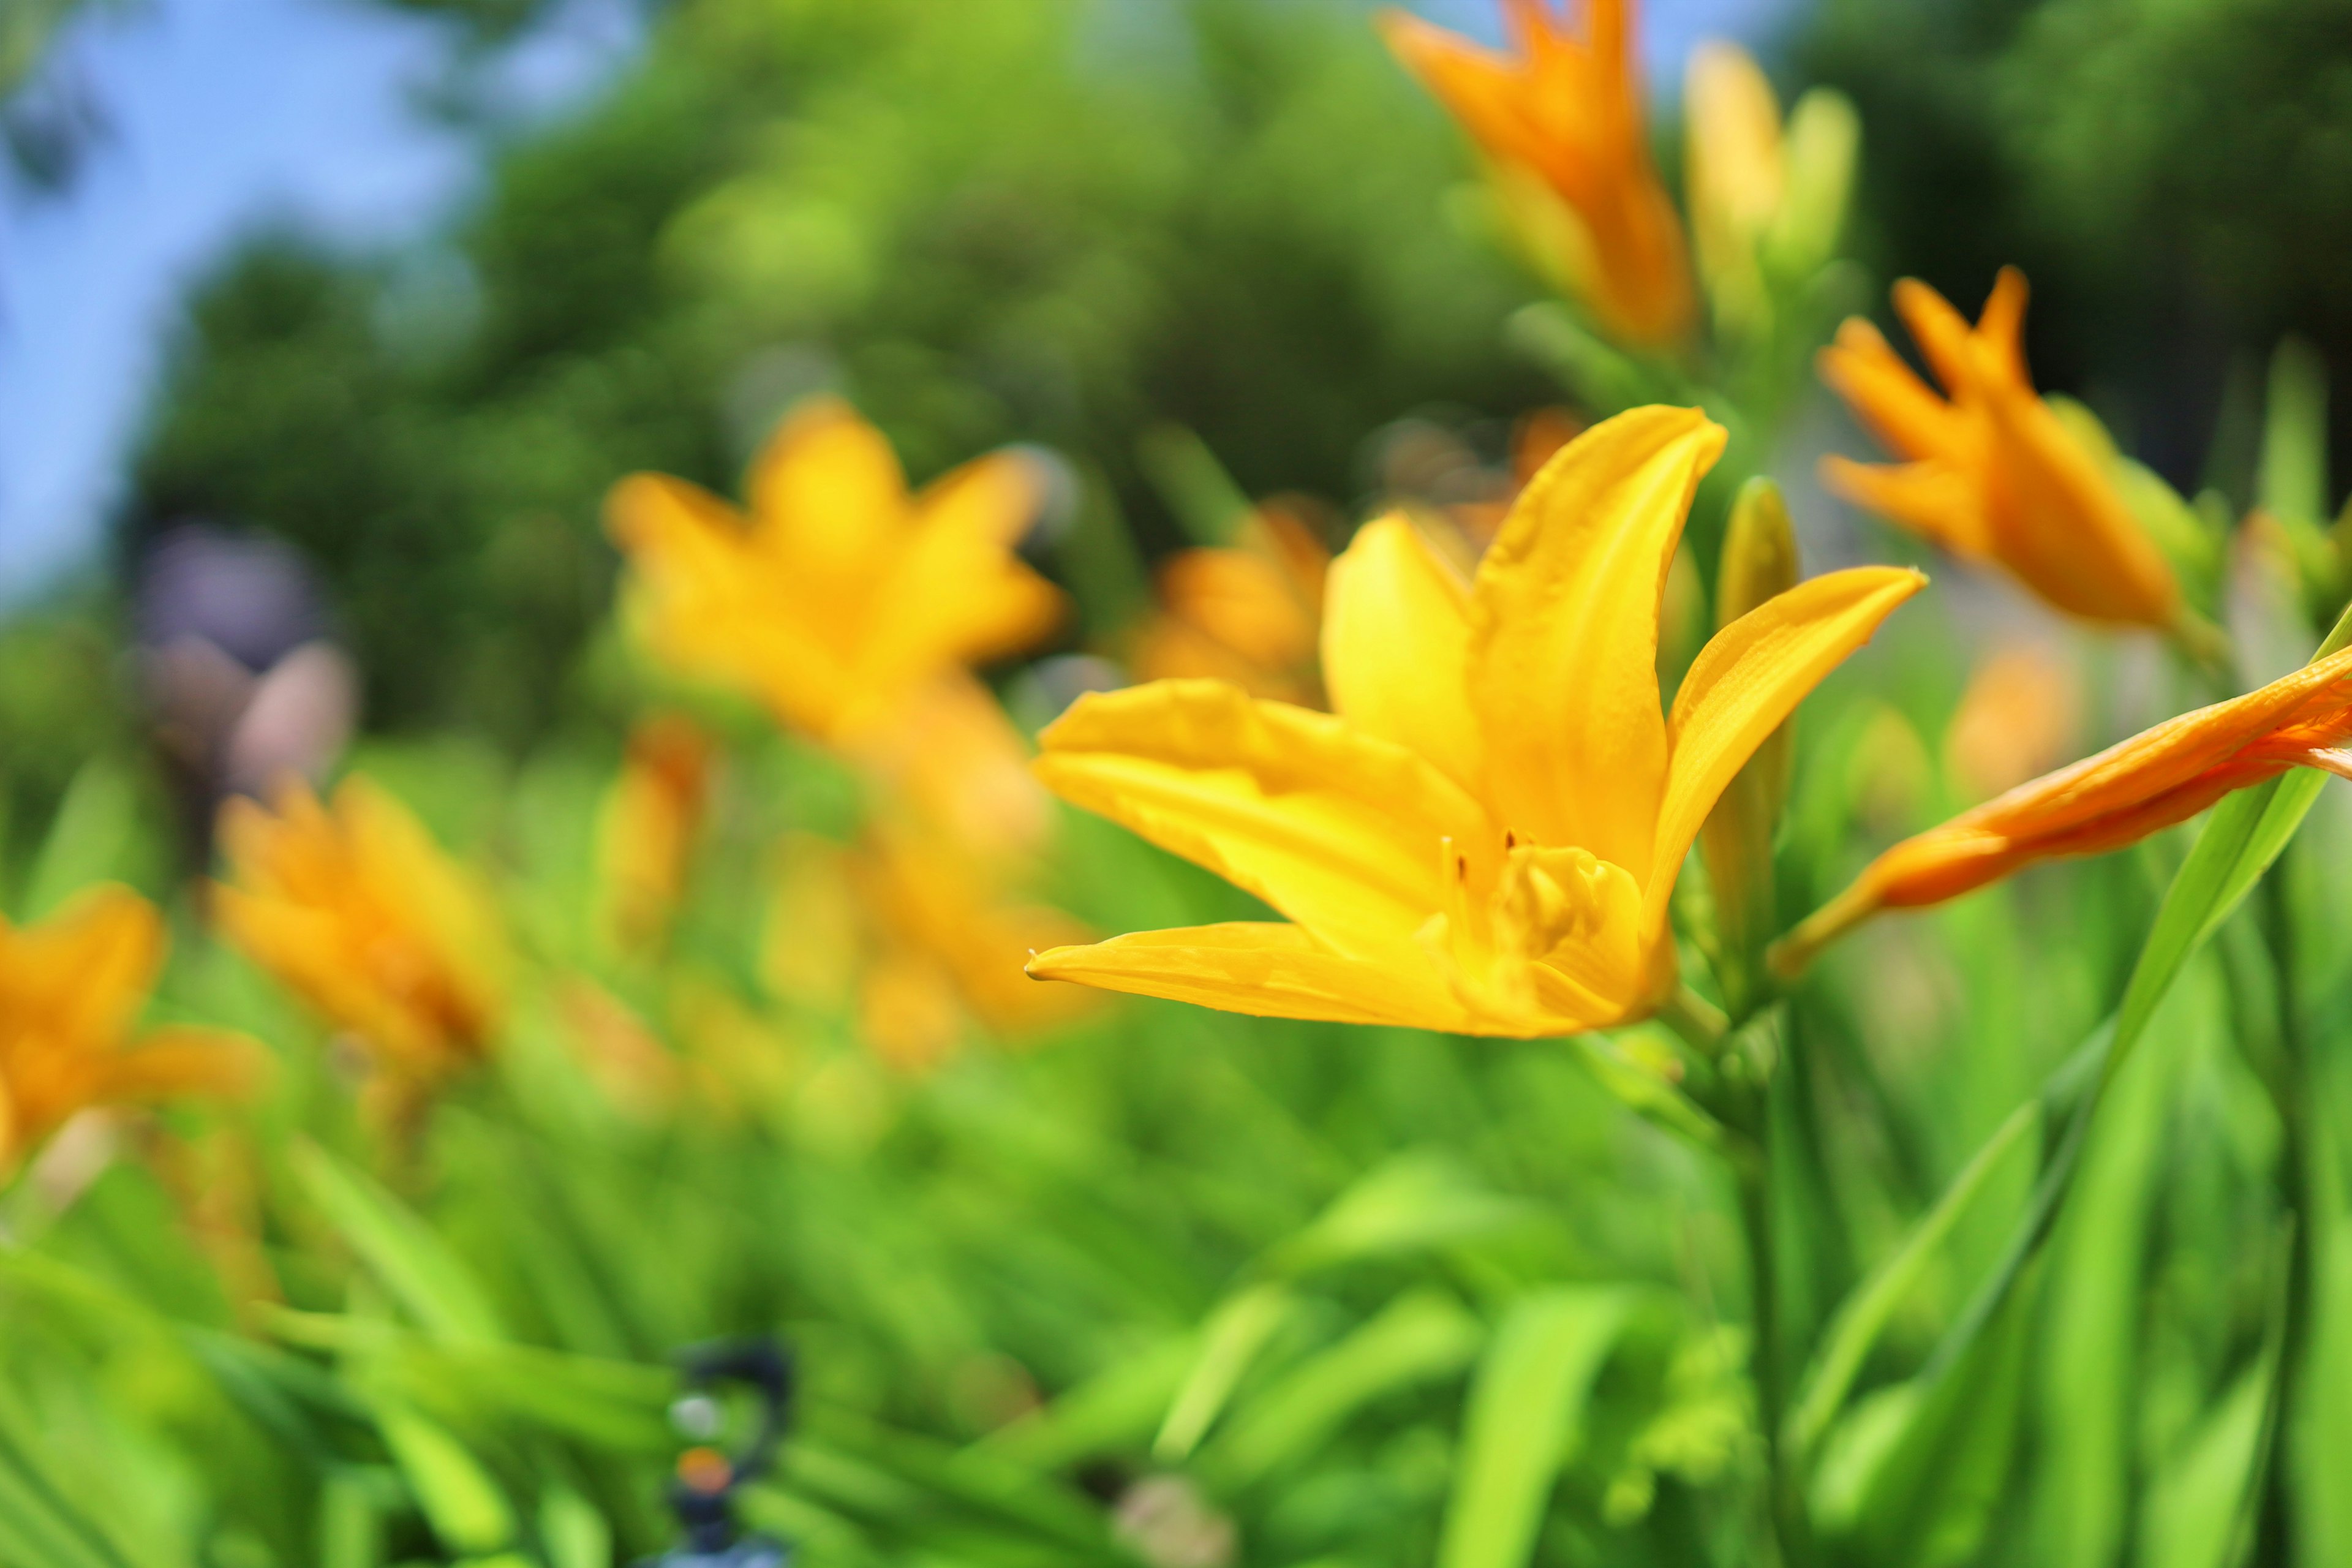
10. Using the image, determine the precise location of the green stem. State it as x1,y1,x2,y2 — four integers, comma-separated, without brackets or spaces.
2250,867,2313,1566
1729,1085,1811,1567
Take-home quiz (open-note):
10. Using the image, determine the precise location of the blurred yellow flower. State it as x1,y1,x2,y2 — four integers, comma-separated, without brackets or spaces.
214,777,505,1091
0,886,258,1174
606,397,1066,744
1027,407,1921,1036
763,826,1097,1074
596,712,715,953
1136,500,1330,707
1776,644,2352,973
1380,0,1694,347
1819,270,2184,631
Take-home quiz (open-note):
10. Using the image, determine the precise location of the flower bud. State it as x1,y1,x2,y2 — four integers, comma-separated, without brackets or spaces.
1700,477,1800,1012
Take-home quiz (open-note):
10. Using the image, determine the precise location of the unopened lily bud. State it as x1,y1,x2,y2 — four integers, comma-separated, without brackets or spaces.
1700,477,1801,1011
1770,88,1859,274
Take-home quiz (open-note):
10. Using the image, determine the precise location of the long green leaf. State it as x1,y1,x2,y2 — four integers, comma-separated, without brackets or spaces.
1786,1097,2039,1464
293,1141,505,1343
1153,1283,1296,1461
1437,1287,1631,1568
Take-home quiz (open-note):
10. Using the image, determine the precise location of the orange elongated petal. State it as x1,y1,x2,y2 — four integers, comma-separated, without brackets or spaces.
1817,318,1967,466
1469,405,1726,874
1776,644,2352,971
1819,456,1991,556
1647,566,1925,931
1977,371,2181,627
1035,680,1493,960
1321,513,1484,796
1027,922,1477,1032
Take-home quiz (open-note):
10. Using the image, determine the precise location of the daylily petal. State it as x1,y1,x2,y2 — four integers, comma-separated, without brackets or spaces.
1027,922,1477,1031
747,396,911,584
1321,513,1485,795
1776,644,2352,973
8,886,165,1050
1817,318,1966,464
861,449,1062,707
1819,456,1991,556
1648,565,1925,930
1469,405,1725,874
606,472,856,732
1035,680,1493,959
1978,375,2182,625
97,1027,266,1104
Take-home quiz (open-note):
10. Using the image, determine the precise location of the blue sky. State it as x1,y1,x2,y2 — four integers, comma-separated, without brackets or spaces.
0,0,1789,608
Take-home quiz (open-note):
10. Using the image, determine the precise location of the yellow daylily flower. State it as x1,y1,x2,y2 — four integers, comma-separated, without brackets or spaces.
606,397,1067,744
214,777,505,1090
0,886,258,1175
596,712,715,953
1026,407,1923,1036
1774,644,2352,974
1380,0,1695,347
1819,269,2185,631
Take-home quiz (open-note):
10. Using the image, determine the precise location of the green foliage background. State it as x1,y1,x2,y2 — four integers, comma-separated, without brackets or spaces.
6,1,2352,1566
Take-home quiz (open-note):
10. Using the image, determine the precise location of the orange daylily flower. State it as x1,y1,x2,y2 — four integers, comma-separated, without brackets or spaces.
0,886,258,1174
214,777,505,1091
1819,269,2184,631
1774,645,2352,973
597,712,716,953
1136,501,1331,706
1025,407,1921,1036
606,398,1066,744
1381,0,1694,347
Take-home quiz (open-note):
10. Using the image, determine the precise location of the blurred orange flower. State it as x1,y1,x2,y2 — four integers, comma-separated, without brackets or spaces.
1943,645,2081,802
597,712,716,953
1381,0,1693,346
214,777,505,1091
606,398,1066,744
1136,502,1330,707
0,886,258,1175
1819,270,2184,632
1776,644,2352,973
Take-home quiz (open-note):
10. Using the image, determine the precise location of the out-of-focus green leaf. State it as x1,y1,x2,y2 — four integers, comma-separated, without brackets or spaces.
985,1338,1192,1471
1264,1153,1540,1278
0,1390,143,1568
2034,960,2203,1568
374,1400,516,1556
2143,1363,2271,1568
1137,424,1253,548
23,758,140,919
538,1486,609,1568
318,1472,384,1568
1208,1289,1483,1485
1788,1098,2038,1466
1832,1275,2031,1566
1154,1282,1296,1462
292,1142,505,1343
1436,1286,1632,1568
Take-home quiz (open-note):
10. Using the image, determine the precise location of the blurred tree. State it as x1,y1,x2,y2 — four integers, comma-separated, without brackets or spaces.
124,0,1546,741
1800,0,2352,489
1,0,120,189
